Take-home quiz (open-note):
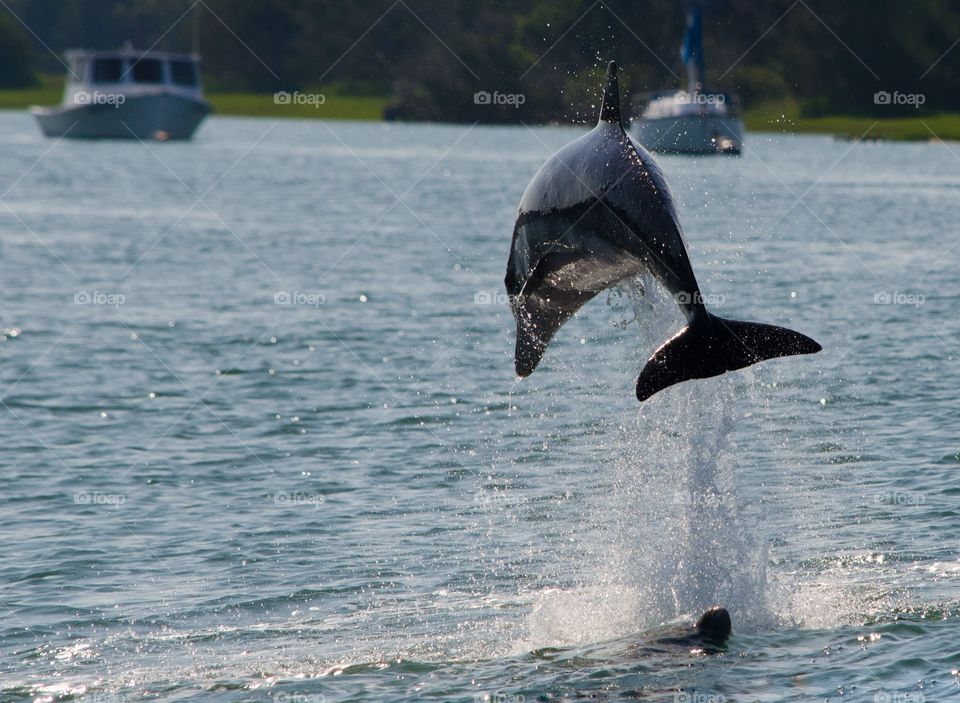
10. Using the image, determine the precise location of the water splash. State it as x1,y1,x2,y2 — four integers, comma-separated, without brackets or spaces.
526,275,775,646
607,380,773,629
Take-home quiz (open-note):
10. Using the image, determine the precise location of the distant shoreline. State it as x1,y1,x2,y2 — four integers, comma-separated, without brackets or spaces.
742,100,960,143
2,77,957,142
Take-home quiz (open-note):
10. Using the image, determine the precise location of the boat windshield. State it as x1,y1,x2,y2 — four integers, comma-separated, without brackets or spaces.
169,60,198,86
92,58,123,83
131,58,164,83
84,53,200,88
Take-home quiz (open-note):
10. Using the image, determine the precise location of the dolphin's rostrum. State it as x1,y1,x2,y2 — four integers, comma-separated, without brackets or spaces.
505,61,821,402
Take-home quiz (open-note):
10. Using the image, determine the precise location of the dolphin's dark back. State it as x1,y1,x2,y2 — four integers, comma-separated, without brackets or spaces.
505,83,694,302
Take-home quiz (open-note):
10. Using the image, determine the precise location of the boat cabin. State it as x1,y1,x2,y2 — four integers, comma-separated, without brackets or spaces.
64,49,203,95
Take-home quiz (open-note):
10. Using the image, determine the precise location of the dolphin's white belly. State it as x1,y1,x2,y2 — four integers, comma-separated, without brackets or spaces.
541,236,643,296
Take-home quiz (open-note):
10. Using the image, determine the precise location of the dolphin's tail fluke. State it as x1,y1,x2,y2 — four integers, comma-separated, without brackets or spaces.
635,310,821,402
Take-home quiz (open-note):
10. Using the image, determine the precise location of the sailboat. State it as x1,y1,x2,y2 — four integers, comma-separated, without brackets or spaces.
631,4,744,155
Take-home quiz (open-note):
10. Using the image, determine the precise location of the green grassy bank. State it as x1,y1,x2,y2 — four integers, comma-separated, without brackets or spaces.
0,74,62,110
744,100,960,142
208,92,387,121
0,75,388,121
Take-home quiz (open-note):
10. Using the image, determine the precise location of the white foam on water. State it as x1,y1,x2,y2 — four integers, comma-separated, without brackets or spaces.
524,584,647,648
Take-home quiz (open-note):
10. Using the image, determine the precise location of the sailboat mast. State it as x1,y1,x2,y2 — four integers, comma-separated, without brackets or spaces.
680,4,704,93
191,1,201,54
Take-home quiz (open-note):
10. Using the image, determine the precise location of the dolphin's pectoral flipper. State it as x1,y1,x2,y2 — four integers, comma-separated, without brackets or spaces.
513,246,643,377
635,311,822,401
513,288,593,377
513,251,598,377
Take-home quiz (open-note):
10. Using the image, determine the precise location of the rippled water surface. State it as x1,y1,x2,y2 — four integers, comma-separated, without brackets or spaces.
2,112,959,702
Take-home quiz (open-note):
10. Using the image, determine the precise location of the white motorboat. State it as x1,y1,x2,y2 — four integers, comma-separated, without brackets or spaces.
31,48,212,140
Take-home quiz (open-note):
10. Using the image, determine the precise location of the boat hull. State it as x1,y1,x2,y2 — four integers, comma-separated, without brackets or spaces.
31,93,211,140
631,113,743,155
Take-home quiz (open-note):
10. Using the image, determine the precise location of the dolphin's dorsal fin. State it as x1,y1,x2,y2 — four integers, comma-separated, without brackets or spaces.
599,60,621,126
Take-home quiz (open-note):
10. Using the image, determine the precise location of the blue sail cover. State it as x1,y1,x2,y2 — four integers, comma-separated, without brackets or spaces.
680,6,704,90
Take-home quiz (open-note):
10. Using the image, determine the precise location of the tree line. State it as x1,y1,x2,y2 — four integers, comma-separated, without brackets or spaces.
2,0,958,121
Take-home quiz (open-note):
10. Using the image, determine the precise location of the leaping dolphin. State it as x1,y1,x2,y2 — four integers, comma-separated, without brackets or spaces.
505,61,821,402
